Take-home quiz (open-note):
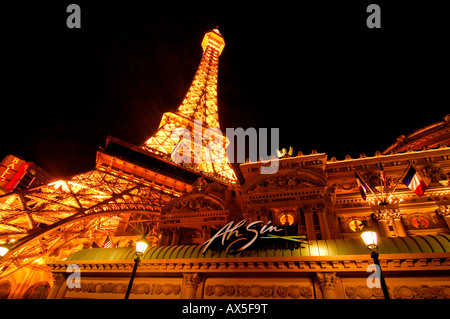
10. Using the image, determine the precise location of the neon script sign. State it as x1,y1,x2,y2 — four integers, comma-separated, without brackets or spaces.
201,220,309,254
201,220,281,254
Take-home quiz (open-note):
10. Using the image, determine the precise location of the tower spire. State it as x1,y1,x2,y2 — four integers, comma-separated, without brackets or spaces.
142,29,237,184
177,28,224,128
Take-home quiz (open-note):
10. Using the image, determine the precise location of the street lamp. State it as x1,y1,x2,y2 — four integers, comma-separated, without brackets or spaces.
124,235,149,299
360,228,391,299
361,229,378,251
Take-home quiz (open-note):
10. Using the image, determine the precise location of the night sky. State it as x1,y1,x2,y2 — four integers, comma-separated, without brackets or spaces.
2,1,448,180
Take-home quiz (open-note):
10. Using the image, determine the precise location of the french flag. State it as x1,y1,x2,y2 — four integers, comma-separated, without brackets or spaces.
402,164,430,197
379,163,392,189
355,172,368,201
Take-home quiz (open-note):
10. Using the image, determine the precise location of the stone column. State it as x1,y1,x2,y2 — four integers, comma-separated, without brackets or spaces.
316,204,331,240
374,210,395,237
316,272,338,299
296,207,306,235
163,229,172,246
437,206,450,229
47,273,66,299
182,273,201,299
443,214,450,229
159,229,168,246
392,211,407,237
377,218,391,237
56,279,68,299
302,205,316,240
171,227,180,246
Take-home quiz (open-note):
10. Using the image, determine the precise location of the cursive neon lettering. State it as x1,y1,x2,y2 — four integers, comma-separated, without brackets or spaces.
201,219,282,254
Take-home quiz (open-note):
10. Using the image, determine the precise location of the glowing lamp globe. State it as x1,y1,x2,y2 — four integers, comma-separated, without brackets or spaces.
361,229,378,251
135,236,150,257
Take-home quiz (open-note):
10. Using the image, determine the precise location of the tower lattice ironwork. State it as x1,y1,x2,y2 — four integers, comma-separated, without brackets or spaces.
142,29,237,184
0,166,181,279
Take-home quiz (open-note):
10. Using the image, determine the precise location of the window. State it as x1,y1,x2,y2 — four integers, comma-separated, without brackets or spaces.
22,282,51,299
0,281,11,299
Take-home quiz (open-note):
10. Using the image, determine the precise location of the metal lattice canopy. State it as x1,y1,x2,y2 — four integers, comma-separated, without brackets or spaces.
0,167,180,278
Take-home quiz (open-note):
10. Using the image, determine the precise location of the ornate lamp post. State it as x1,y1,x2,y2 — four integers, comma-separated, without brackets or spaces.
360,228,391,299
124,235,149,299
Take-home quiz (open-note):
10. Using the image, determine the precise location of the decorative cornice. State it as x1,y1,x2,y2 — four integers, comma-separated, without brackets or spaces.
48,253,450,275
334,187,450,212
327,146,450,167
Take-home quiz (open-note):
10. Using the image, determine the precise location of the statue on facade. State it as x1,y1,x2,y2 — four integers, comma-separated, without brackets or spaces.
276,146,293,158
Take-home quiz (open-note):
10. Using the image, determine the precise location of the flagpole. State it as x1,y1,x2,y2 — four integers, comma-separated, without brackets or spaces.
366,177,381,203
387,162,412,201
379,162,384,202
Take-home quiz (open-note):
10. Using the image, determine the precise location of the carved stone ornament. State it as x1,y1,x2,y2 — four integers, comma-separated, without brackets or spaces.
336,182,357,192
68,282,181,296
51,273,66,287
372,208,401,220
205,284,236,297
401,211,447,230
246,171,325,194
437,205,450,217
183,273,201,289
163,194,225,215
205,284,313,299
364,171,381,189
317,272,337,291
422,165,448,183
393,285,450,299
347,284,450,299
192,177,208,193
345,285,385,299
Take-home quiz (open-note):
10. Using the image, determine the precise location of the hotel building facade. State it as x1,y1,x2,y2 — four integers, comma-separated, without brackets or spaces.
0,29,449,299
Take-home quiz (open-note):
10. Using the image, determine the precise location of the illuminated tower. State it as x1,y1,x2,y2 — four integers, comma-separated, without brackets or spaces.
142,29,237,184
0,29,237,289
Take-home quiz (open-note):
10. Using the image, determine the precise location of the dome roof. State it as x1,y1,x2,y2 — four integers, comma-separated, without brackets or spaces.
383,115,450,155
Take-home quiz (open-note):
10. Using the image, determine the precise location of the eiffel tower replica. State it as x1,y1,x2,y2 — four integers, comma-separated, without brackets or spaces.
0,28,237,280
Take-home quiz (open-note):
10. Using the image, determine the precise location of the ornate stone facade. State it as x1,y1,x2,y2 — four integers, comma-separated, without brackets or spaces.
204,284,313,298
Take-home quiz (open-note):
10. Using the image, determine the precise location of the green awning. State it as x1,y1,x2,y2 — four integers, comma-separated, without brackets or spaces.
66,234,450,261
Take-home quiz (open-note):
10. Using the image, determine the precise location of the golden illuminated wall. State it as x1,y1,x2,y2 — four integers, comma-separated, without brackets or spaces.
0,263,53,299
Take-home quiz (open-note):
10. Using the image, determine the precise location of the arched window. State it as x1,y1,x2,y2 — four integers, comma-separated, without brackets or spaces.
0,281,11,299
22,282,51,299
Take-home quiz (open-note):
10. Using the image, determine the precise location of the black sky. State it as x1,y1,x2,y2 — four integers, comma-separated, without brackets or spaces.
2,1,449,179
